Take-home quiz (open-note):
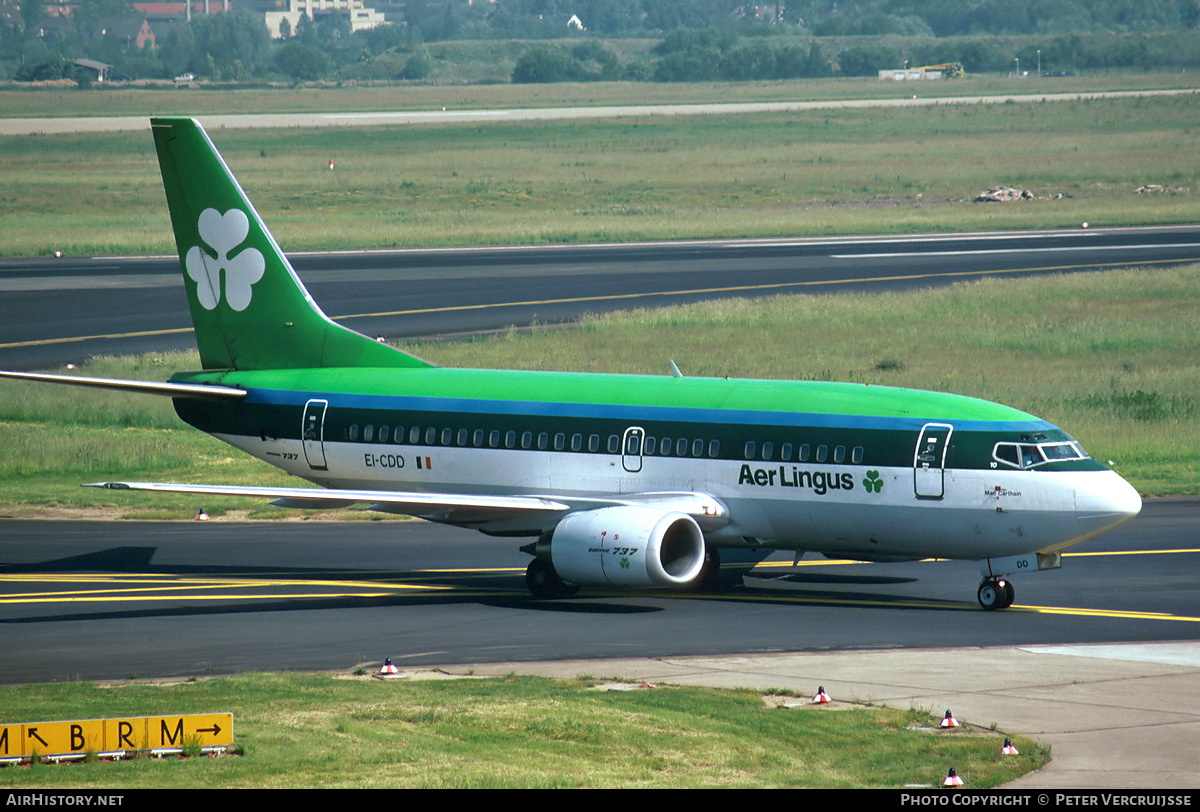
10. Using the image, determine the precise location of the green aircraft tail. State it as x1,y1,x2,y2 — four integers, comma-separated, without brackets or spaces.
151,117,431,371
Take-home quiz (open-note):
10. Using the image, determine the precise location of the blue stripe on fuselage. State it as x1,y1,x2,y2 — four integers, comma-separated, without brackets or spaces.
243,387,1055,433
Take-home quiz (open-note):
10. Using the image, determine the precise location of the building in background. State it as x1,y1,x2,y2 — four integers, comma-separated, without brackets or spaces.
132,0,231,24
255,0,385,38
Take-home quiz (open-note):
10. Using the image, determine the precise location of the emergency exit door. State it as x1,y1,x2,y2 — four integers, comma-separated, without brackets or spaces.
302,399,328,470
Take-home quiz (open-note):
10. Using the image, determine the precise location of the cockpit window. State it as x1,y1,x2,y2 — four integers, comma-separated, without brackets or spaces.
1040,442,1082,461
993,444,1020,467
993,441,1088,469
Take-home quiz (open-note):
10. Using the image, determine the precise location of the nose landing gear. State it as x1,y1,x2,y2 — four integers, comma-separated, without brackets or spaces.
978,577,1015,610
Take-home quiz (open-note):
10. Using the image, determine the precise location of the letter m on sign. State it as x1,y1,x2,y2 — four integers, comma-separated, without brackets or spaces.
160,717,184,746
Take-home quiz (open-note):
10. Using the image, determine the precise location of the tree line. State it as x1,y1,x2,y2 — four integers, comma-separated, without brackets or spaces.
513,29,1200,83
3,0,1198,83
406,0,1200,42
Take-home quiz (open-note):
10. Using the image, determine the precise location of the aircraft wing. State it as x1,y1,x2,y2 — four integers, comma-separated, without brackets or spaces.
88,480,569,514
83,482,728,533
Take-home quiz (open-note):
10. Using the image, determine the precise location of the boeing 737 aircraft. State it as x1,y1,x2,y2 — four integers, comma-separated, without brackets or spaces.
1,117,1143,608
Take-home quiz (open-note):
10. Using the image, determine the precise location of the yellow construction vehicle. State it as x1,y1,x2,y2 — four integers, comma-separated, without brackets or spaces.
911,62,964,78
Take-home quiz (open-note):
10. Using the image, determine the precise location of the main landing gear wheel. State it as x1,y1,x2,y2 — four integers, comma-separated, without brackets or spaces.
977,577,1015,610
683,547,722,592
525,558,578,599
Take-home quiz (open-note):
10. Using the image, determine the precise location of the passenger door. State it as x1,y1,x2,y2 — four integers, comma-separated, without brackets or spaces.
913,423,953,499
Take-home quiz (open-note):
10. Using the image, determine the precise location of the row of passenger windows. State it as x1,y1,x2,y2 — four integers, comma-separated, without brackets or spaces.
344,422,867,464
346,424,722,457
746,441,865,465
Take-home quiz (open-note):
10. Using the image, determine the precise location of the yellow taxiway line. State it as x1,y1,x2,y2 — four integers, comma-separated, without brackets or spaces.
1,548,1195,620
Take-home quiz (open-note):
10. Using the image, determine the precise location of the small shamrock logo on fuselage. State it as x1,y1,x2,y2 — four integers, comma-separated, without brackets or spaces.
185,208,265,312
863,470,884,493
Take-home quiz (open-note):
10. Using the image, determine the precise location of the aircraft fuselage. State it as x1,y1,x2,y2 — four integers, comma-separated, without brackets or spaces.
173,365,1140,564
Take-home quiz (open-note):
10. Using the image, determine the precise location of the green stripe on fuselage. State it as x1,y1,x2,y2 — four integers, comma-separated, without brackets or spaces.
173,366,1032,423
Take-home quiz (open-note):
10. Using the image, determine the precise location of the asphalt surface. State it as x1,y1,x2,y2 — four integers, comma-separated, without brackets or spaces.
1,500,1197,788
2,499,1196,680
3,226,1199,370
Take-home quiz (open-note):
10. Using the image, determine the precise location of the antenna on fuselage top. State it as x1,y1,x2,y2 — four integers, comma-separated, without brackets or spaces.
669,360,683,378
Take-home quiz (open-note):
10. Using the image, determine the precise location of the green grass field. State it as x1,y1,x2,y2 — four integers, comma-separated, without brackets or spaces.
0,673,1046,788
405,264,1200,497
1,76,1196,507
0,76,1186,789
2,77,1197,256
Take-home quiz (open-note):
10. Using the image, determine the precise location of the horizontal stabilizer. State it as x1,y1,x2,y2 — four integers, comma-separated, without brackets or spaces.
0,370,246,399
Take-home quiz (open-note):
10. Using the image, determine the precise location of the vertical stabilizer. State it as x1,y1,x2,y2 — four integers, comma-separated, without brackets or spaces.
151,117,431,371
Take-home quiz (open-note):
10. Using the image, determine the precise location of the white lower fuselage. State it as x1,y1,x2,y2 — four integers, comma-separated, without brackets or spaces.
221,430,1140,562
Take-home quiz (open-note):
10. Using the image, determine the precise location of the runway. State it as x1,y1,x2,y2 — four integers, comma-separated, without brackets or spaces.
1,500,1196,685
2,225,1198,370
2,88,1197,136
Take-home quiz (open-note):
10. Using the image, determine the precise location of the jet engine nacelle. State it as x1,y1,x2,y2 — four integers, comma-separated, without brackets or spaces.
549,506,707,589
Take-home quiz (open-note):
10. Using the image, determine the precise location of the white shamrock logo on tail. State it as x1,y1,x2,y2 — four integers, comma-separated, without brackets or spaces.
185,208,265,311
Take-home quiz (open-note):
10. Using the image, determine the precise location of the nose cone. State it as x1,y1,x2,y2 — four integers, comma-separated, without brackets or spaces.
1076,470,1142,539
